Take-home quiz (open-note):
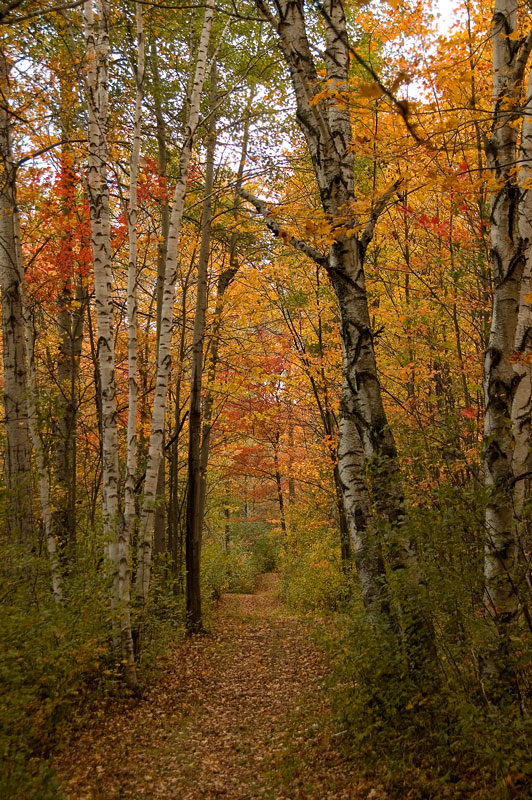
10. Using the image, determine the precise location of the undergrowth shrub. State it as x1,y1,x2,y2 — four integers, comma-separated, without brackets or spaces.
0,542,109,799
328,604,532,798
279,509,351,611
323,478,532,799
140,554,186,667
201,519,280,602
0,539,186,799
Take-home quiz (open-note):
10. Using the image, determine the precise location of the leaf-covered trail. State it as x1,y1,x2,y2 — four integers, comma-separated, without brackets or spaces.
54,573,368,799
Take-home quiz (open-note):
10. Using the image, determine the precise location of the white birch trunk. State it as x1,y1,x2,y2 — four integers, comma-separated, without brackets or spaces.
120,0,145,687
512,66,532,552
84,0,119,559
124,0,144,585
249,0,431,636
0,45,33,545
135,0,214,609
0,46,62,601
482,0,532,694
84,0,137,687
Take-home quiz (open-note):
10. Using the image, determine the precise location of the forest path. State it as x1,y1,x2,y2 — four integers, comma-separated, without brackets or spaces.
54,573,366,799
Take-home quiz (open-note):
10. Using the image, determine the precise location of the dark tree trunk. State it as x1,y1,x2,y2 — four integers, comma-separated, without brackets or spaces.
185,63,216,634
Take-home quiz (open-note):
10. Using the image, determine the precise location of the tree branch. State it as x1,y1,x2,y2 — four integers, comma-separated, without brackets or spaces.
361,178,403,250
2,0,85,23
239,187,329,267
313,0,427,146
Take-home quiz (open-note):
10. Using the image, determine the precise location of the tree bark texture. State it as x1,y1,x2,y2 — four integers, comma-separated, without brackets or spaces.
0,44,62,602
481,0,532,697
0,46,33,544
248,0,436,665
124,0,145,564
152,34,170,557
84,0,137,687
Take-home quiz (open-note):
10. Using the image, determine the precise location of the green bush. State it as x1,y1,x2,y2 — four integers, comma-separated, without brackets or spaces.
322,477,532,799
201,519,281,602
140,554,186,667
279,510,351,612
0,542,110,799
328,603,532,798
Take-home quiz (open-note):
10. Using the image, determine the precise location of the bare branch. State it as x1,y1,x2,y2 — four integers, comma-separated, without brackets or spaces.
2,0,84,23
16,138,85,168
361,178,403,250
313,0,428,147
239,187,328,267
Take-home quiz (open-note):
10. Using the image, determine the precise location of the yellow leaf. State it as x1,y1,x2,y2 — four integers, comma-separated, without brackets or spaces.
359,82,384,100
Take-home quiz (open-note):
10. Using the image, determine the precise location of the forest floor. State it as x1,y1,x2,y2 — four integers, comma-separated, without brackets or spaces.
52,573,377,800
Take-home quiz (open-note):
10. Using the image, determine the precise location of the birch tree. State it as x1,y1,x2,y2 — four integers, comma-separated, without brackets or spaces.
482,0,532,698
0,44,33,544
135,0,214,613
124,0,144,574
0,42,62,602
150,35,169,558
243,0,432,658
84,0,137,687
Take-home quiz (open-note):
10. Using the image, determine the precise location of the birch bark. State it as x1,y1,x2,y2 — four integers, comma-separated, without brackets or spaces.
248,0,434,655
0,44,62,601
0,45,33,544
482,0,532,696
84,0,137,687
124,0,144,570
151,35,170,557
135,0,214,611
512,66,532,597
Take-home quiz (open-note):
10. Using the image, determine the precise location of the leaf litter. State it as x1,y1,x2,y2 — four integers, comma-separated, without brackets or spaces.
53,573,376,799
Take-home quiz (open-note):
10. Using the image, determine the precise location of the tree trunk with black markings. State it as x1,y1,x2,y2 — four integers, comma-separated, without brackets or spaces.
481,0,532,699
0,44,62,602
249,0,433,655
84,0,137,687
135,0,214,614
0,46,33,546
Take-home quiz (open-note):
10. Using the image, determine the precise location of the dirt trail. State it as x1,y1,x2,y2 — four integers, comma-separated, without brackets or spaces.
54,574,365,799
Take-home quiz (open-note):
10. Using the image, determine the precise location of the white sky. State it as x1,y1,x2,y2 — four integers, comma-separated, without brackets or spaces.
432,0,463,35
